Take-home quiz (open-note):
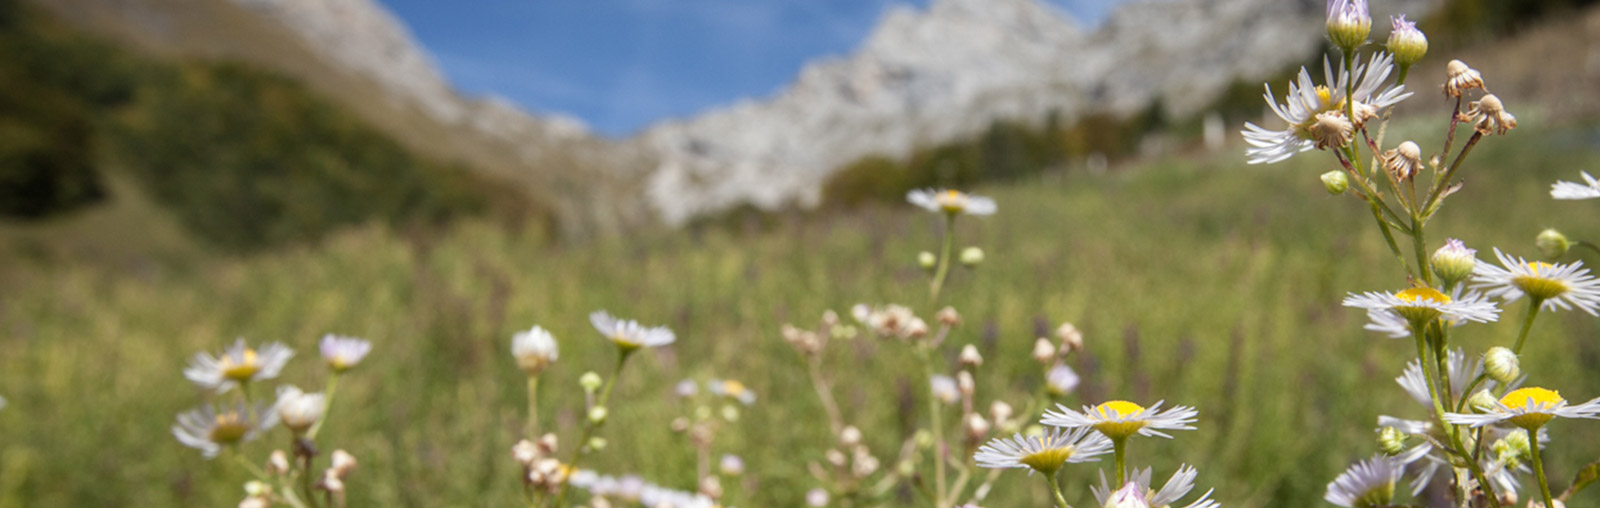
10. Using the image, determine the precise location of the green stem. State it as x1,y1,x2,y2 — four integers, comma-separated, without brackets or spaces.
1447,419,1504,508
1513,299,1544,355
919,349,948,508
1410,215,1432,286
552,350,631,508
1344,49,1358,149
1113,437,1127,487
1411,325,1451,438
1045,471,1071,508
230,449,272,481
307,372,340,441
1422,132,1483,219
526,376,541,438
929,214,956,304
1531,427,1555,508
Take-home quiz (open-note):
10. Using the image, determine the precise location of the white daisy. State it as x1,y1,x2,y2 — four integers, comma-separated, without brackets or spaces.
1343,286,1500,326
1243,52,1412,164
1091,465,1220,508
1325,455,1404,507
511,325,559,375
272,385,326,435
1045,363,1080,397
172,401,276,458
906,188,996,216
319,335,372,373
708,378,757,405
1041,399,1198,441
1471,248,1600,315
973,426,1111,475
1361,288,1496,338
589,311,676,351
931,375,960,405
183,338,294,393
1551,171,1600,200
1445,387,1600,429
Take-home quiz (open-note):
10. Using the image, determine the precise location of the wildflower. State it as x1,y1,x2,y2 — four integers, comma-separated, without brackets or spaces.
1432,238,1478,285
330,449,357,478
959,344,983,368
918,251,937,270
960,247,985,266
806,488,829,507
172,402,275,458
973,426,1112,475
1033,338,1057,363
990,401,1014,427
965,413,991,441
1445,387,1600,429
1091,465,1220,508
1380,141,1424,181
719,454,745,476
589,311,675,352
1467,94,1517,135
1326,0,1372,51
183,338,294,393
938,306,962,327
1042,400,1198,441
1056,322,1084,353
1472,248,1600,314
1311,111,1354,149
1443,59,1485,97
1485,347,1521,385
1344,286,1500,328
1322,170,1350,194
708,379,757,405
1243,53,1410,164
1551,171,1600,200
906,189,997,216
1361,287,1497,339
273,385,326,435
1046,364,1081,397
510,325,559,375
1325,455,1403,507
1386,15,1427,66
931,375,960,405
319,335,372,373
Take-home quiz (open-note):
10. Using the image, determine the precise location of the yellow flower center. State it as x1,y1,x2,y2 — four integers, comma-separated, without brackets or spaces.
220,349,261,381
937,190,967,213
1315,86,1333,108
723,380,747,397
1396,287,1451,304
1500,387,1564,429
1513,263,1571,301
611,334,642,352
1392,287,1449,324
1093,400,1149,440
1019,439,1077,474
209,412,251,444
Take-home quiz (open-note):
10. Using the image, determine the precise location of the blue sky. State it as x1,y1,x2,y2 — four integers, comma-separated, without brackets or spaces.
379,0,1126,138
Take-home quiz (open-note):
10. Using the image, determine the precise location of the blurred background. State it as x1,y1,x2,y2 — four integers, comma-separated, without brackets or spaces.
3,0,1600,506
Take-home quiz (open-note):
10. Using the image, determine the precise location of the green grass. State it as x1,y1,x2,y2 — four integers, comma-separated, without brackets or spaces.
4,118,1600,508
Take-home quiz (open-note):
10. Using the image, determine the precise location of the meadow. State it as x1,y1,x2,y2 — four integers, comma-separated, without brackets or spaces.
3,115,1600,507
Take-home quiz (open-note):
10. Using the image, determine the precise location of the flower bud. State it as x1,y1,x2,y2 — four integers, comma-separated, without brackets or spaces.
918,251,937,270
960,247,985,267
267,450,290,475
1032,338,1057,364
579,372,603,393
1495,429,1532,463
244,480,272,497
588,406,609,424
1377,426,1407,456
959,344,983,368
1386,15,1427,67
1431,238,1477,285
938,306,962,327
1536,229,1569,260
1469,390,1499,413
1484,347,1521,385
914,429,934,448
1326,0,1372,51
588,437,608,451
1321,170,1349,195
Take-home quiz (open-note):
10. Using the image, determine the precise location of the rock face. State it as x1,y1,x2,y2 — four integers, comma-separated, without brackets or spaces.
637,0,1439,224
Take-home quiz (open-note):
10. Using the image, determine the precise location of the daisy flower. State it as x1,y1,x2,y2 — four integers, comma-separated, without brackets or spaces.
1471,248,1600,315
272,385,326,435
1445,387,1600,430
930,375,960,405
172,401,276,458
319,335,372,373
1091,465,1220,508
511,325,559,375
1242,52,1411,164
183,338,294,393
1552,171,1600,200
1041,399,1198,440
1342,286,1500,326
589,311,676,352
973,426,1112,475
708,378,757,405
1325,455,1404,507
906,189,996,216
1361,287,1496,338
1386,418,1541,498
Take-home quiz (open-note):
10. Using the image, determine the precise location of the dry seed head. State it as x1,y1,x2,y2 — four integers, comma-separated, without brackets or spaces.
1055,323,1083,353
839,426,863,447
699,475,723,499
1444,59,1485,97
989,400,1014,427
330,449,357,478
267,450,290,475
937,306,962,327
1468,94,1517,135
959,344,983,368
1311,111,1354,149
513,439,540,466
1033,338,1057,364
957,371,976,397
965,413,991,441
1381,141,1425,181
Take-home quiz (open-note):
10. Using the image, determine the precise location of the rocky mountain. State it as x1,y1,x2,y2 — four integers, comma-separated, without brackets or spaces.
33,0,1441,232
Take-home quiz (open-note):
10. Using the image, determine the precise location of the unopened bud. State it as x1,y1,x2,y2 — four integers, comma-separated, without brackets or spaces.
579,372,603,393
1387,15,1428,67
1055,323,1083,353
960,247,985,267
1484,347,1521,385
937,306,962,327
1321,170,1349,195
959,344,983,368
1431,238,1477,285
588,437,608,451
1377,426,1407,456
244,480,272,497
914,429,934,448
918,251,937,270
1032,338,1057,364
1495,429,1533,464
721,404,740,422
1536,229,1569,259
1469,390,1500,412
1326,0,1372,51
588,406,609,424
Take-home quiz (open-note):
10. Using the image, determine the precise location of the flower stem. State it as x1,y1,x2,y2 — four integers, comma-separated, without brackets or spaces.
1113,437,1127,487
307,372,340,441
929,214,956,304
526,375,541,438
1531,427,1555,508
919,349,949,508
1045,471,1071,508
552,350,631,508
1513,298,1544,355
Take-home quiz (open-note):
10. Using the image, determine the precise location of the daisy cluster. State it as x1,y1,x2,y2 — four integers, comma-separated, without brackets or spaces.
172,334,371,507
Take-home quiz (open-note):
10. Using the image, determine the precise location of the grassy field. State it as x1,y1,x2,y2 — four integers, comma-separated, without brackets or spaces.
4,116,1600,507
